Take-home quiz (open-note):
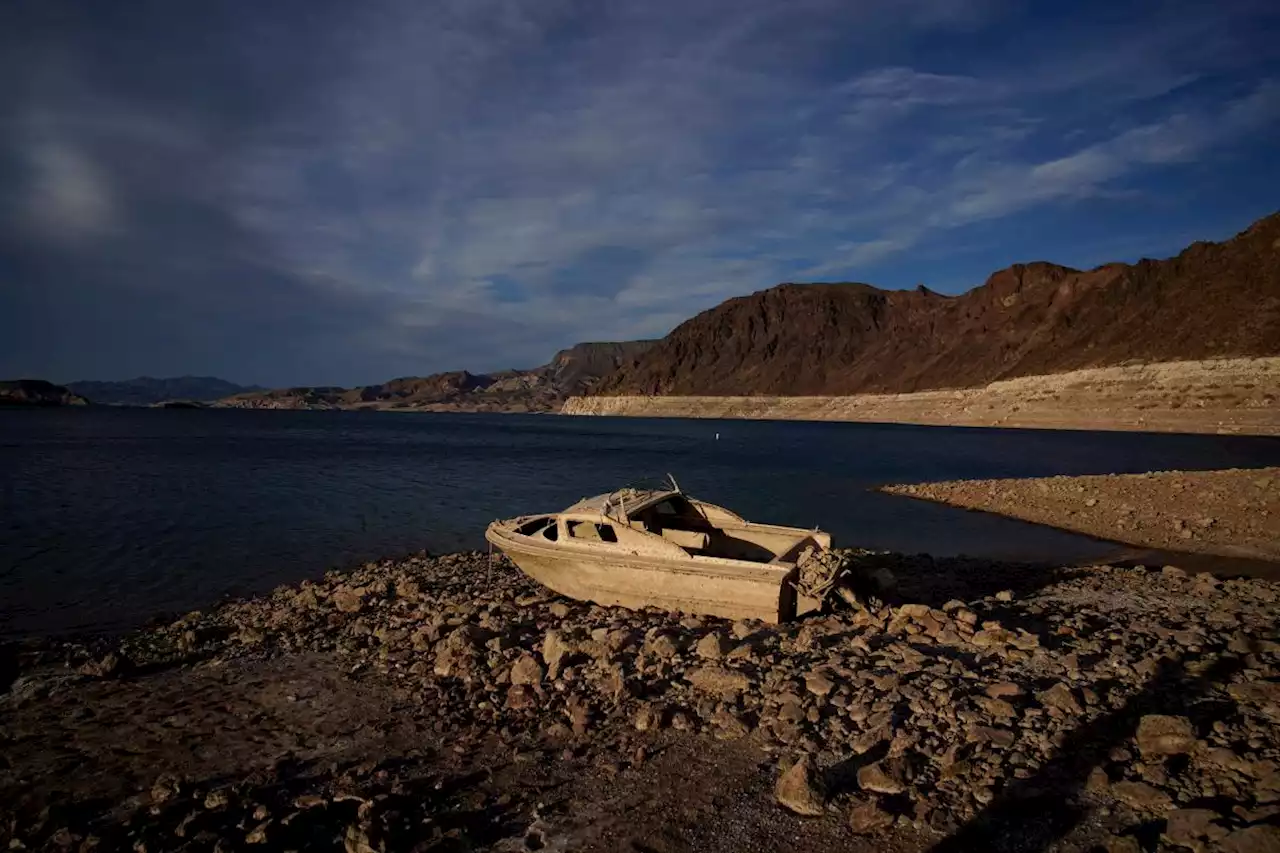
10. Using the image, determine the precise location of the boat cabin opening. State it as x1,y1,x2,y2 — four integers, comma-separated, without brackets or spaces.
622,493,816,563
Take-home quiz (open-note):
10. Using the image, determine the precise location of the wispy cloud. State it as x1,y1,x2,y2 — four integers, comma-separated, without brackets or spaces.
1,0,1278,384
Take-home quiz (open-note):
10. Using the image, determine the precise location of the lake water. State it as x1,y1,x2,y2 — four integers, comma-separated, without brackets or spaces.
3,408,1280,637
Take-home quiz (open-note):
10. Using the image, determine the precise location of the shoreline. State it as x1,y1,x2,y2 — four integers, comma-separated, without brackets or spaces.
562,356,1280,436
5,544,1280,851
881,467,1280,567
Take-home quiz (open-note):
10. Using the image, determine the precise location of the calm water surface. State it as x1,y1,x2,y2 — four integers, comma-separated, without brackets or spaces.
4,408,1280,636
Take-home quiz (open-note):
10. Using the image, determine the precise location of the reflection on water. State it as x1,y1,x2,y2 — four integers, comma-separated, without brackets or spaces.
3,408,1279,636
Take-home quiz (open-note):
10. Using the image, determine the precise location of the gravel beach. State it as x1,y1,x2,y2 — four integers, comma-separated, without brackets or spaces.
881,467,1280,563
3,549,1279,852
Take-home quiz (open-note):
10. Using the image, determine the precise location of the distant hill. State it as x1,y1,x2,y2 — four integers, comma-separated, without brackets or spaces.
67,376,263,406
0,380,90,407
217,341,656,412
594,212,1280,396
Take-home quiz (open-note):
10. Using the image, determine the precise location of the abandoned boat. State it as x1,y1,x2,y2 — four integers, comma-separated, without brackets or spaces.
485,481,859,622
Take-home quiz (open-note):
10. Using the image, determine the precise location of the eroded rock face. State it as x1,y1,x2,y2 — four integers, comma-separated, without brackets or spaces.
594,213,1280,398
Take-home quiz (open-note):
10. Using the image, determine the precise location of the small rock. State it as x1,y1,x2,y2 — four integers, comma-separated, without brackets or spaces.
975,696,1016,718
775,756,826,816
150,775,180,805
509,654,545,686
848,799,894,834
985,682,1023,699
1163,808,1228,851
1105,835,1143,853
506,684,537,710
79,653,121,678
695,633,730,660
344,823,380,853
332,588,364,614
1220,825,1280,853
543,630,571,678
1111,781,1173,812
970,726,1016,748
645,633,680,660
1037,683,1083,715
857,761,905,795
1136,714,1196,759
777,700,805,723
687,666,750,695
711,709,750,740
805,670,836,698
634,704,662,732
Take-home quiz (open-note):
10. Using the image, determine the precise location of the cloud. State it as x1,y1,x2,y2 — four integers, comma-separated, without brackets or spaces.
21,139,114,238
936,80,1280,227
1,0,1278,384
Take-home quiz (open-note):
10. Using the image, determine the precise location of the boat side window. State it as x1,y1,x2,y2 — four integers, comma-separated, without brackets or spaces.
516,516,550,536
567,520,618,543
516,516,559,541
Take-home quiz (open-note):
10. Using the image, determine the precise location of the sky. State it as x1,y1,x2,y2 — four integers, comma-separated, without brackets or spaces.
1,0,1278,387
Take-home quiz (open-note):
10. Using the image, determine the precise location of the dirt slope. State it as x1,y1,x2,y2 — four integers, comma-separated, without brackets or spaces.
596,212,1280,396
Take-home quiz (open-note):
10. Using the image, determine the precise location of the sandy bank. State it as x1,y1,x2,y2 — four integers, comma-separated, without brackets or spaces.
563,357,1280,435
882,467,1280,563
4,548,1280,851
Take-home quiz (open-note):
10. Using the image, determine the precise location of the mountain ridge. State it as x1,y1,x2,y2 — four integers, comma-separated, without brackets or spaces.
594,211,1280,397
217,341,657,412
67,376,263,406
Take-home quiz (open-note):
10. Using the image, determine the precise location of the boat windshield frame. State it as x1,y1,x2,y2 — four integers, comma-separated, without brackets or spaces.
601,487,680,523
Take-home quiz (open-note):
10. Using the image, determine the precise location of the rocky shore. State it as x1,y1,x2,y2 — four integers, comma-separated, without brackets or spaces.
3,550,1280,852
883,468,1280,564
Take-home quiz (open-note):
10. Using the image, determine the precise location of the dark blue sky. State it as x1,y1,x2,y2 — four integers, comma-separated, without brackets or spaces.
2,0,1278,386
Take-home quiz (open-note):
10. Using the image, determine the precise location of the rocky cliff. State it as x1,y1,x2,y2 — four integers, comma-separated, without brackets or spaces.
218,340,656,412
594,212,1280,396
0,380,91,407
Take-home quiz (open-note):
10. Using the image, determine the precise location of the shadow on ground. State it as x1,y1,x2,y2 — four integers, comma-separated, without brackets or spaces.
2,754,530,852
847,551,1087,610
927,654,1244,853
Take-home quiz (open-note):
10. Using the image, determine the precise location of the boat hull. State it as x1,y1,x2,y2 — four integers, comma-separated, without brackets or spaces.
486,525,797,622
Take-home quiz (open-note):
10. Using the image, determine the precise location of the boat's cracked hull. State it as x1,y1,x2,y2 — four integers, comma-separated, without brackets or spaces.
486,525,797,622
